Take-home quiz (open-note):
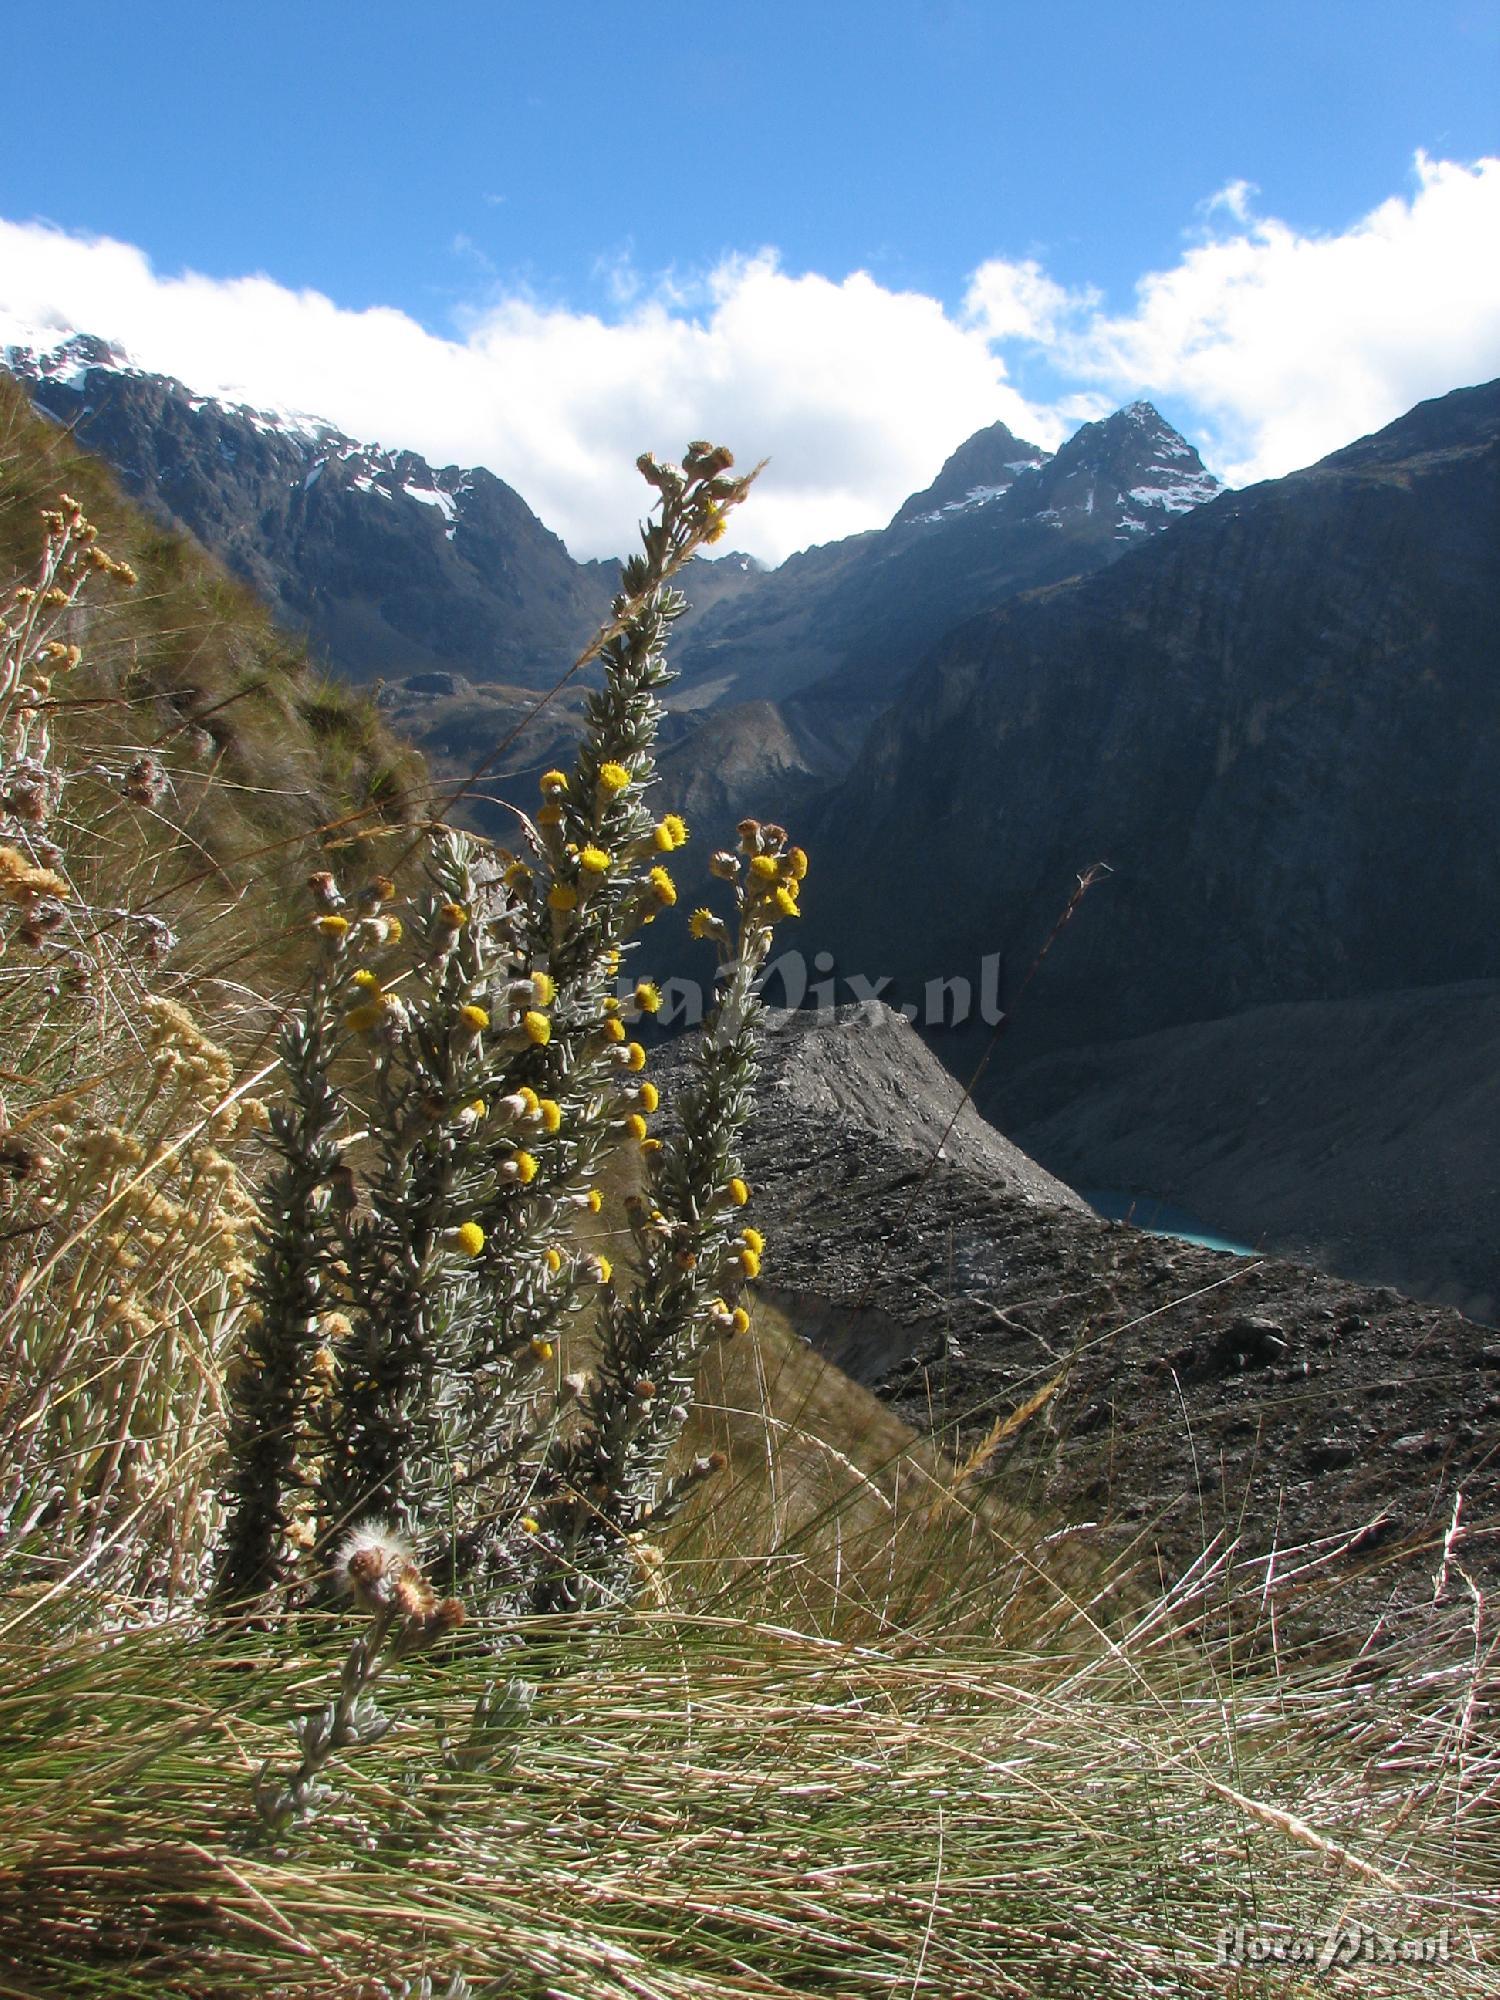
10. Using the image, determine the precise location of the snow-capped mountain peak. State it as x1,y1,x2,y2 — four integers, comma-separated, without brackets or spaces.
2,315,341,451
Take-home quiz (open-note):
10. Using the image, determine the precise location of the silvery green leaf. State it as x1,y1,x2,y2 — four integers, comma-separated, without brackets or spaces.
350,1696,393,1744
295,1704,334,1755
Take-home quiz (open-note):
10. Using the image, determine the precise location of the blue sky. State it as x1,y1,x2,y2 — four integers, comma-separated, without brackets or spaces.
3,2,1499,559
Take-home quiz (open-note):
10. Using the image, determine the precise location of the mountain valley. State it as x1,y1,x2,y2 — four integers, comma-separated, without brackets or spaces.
7,323,1500,1314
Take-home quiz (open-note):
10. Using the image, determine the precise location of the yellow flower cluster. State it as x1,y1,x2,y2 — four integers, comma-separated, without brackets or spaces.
521,1009,552,1047
652,814,689,853
737,822,809,924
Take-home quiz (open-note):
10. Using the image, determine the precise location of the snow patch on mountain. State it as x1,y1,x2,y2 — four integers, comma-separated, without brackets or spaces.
1128,470,1221,514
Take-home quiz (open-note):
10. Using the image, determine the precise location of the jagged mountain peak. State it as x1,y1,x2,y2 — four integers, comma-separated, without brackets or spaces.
891,418,1050,527
1052,398,1197,469
888,400,1222,544
1033,399,1222,538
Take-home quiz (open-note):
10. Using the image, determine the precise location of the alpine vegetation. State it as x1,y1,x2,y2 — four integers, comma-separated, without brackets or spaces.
0,495,267,1595
214,443,798,1631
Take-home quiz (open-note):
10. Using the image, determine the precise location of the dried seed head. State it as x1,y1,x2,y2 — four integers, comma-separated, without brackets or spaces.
334,1519,412,1609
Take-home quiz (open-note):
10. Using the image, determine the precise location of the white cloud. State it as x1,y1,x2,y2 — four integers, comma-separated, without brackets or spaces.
964,257,1097,343
1044,153,1500,485
1200,179,1259,226
0,223,1053,564
1,154,1497,561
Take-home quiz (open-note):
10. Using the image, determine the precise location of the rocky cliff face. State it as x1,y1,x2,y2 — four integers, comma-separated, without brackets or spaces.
6,332,615,689
804,380,1500,1056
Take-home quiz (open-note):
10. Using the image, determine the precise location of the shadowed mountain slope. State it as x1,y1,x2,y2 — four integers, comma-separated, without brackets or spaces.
804,379,1500,1055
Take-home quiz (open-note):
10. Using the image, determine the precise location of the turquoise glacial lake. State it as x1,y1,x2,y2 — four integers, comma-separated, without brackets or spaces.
1083,1191,1256,1257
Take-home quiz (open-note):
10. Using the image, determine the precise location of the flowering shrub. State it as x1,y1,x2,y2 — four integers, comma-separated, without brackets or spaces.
215,444,808,1631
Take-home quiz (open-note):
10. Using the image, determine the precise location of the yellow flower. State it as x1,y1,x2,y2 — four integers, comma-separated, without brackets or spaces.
518,1086,541,1114
579,845,610,876
588,1254,613,1285
703,502,728,543
586,1188,603,1214
598,761,631,794
452,1221,486,1257
544,1246,563,1273
742,1226,765,1255
637,1081,659,1113
384,916,404,944
774,886,800,919
625,1041,647,1072
520,1514,541,1535
532,970,556,1006
548,883,578,912
689,907,718,940
458,1003,490,1033
634,980,662,1013
503,860,532,889
522,1009,551,1046
540,769,569,796
727,1176,750,1206
648,865,677,906
730,1306,751,1335
438,900,469,928
738,1247,762,1279
652,813,689,852
785,847,809,881
344,1000,383,1034
602,1016,626,1044
640,1136,663,1154
314,914,350,937
350,967,379,990
530,1336,555,1361
538,1097,563,1133
508,1149,539,1184
625,1113,649,1142
749,854,779,881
